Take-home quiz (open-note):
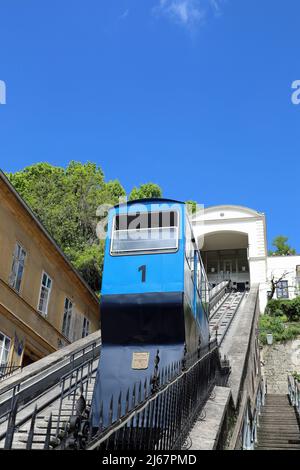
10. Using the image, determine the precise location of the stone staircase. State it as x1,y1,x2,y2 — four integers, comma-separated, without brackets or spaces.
256,394,300,450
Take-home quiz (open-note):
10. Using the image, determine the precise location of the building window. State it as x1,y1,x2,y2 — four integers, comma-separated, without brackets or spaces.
9,243,26,293
0,332,11,369
38,272,52,316
82,317,90,338
277,280,289,299
62,298,73,339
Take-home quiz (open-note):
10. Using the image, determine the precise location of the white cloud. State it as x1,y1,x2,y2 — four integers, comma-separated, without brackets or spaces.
154,0,223,29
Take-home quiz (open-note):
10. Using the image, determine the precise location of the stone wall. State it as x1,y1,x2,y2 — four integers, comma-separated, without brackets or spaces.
262,338,300,394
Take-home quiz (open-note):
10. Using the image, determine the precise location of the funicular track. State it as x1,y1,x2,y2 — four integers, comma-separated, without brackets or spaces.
209,291,245,346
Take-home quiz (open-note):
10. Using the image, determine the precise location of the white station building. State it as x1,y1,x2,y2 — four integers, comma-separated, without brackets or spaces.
192,205,300,313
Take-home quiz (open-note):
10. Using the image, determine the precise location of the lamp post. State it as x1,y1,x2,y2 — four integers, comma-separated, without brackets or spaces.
266,333,273,345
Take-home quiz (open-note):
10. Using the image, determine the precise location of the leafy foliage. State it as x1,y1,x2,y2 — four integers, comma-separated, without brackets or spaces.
292,371,300,382
185,200,198,215
7,162,162,293
266,297,300,322
259,315,300,344
259,297,300,344
128,183,162,201
268,235,296,256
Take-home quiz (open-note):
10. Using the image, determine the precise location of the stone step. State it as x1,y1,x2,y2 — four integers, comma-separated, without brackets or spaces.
265,401,290,404
11,432,57,443
261,414,295,425
257,435,300,442
0,442,49,450
261,415,296,419
264,402,292,406
262,410,295,418
262,408,294,412
264,403,291,407
261,410,295,415
258,428,300,434
257,443,300,449
257,446,300,450
265,401,290,406
262,405,293,408
259,418,298,423
258,430,300,436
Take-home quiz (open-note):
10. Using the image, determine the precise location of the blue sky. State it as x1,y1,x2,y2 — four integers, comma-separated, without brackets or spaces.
0,0,300,251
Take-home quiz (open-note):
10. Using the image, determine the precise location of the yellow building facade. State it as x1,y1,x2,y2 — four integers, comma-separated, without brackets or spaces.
0,171,100,370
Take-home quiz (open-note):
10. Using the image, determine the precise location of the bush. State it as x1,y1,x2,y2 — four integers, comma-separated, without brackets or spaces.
259,315,300,345
292,371,300,382
274,308,284,317
266,297,300,322
266,299,282,315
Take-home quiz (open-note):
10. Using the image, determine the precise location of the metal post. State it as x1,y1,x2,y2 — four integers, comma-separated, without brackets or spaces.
4,396,18,450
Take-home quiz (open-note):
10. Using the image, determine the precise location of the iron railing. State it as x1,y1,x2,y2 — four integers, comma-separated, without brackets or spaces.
54,351,98,439
0,364,21,381
0,340,100,449
83,342,230,451
288,375,300,421
241,377,266,450
0,339,100,425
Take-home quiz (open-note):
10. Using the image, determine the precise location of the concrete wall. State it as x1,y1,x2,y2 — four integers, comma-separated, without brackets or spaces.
225,285,263,449
262,338,300,394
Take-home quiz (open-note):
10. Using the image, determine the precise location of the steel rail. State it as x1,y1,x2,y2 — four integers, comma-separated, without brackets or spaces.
217,292,246,346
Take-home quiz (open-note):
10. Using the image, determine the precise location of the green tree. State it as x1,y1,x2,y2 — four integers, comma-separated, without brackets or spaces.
7,161,126,293
268,236,296,256
129,183,162,201
185,200,198,215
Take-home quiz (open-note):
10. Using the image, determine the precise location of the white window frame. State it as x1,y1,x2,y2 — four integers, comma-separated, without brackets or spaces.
9,243,27,293
62,298,73,339
82,317,90,338
110,210,180,256
37,271,52,316
276,280,289,299
0,331,11,368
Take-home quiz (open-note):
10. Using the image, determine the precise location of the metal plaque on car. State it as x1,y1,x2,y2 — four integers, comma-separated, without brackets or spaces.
131,352,150,370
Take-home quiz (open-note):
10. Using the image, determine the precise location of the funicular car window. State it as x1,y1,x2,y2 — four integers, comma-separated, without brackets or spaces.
111,211,179,254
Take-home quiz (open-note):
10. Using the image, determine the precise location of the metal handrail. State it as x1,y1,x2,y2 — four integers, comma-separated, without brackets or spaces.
241,377,266,450
288,375,300,420
0,365,21,381
0,337,101,439
1,344,100,448
0,333,100,399
54,353,98,435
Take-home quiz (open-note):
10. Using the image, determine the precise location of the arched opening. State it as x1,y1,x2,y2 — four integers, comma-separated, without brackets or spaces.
199,231,250,292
